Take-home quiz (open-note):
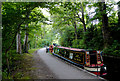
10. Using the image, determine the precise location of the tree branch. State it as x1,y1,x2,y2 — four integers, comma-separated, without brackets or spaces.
5,21,24,53
76,12,83,23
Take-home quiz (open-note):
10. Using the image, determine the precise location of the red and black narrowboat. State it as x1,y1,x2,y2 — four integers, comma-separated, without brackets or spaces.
47,45,107,76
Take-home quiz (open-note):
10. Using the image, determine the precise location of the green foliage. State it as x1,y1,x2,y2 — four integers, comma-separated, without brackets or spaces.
72,39,86,49
2,71,12,79
28,48,39,54
59,26,74,47
2,2,50,52
103,40,120,56
85,25,104,50
2,50,22,79
2,48,39,79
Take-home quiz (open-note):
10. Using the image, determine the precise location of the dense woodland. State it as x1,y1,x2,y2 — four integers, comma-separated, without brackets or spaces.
2,1,120,79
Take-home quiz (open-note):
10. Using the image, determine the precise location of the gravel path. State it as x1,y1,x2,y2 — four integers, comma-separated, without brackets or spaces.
30,50,57,79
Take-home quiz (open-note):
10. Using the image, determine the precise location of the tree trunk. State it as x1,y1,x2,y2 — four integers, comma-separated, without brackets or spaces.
35,37,36,48
72,14,78,40
16,32,22,54
99,1,110,48
77,3,86,32
6,55,10,74
82,21,86,32
118,1,120,26
23,24,29,53
74,21,77,40
81,4,86,32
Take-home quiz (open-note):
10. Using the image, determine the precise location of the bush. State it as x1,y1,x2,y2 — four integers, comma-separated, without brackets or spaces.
72,39,86,49
103,40,120,56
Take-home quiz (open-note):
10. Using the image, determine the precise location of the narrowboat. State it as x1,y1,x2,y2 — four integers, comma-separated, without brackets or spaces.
47,45,107,76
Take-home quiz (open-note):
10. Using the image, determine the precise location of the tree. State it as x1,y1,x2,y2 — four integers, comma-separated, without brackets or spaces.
76,2,87,32
2,2,50,74
98,1,110,48
16,31,22,54
118,1,120,27
91,1,111,48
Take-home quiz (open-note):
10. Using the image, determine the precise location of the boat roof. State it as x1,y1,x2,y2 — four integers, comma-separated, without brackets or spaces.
56,46,86,52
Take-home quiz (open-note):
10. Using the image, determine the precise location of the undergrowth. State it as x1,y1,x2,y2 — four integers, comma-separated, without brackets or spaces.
2,48,39,79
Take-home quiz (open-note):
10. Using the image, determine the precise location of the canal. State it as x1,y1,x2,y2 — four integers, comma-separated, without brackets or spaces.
102,54,120,81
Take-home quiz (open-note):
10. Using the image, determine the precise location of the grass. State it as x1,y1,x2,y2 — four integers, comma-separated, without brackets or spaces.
28,48,40,54
2,48,40,79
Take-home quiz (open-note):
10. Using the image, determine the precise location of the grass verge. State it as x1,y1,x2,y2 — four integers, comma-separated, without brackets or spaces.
2,48,39,79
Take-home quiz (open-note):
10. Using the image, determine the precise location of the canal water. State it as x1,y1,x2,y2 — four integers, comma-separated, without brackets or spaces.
102,55,120,81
